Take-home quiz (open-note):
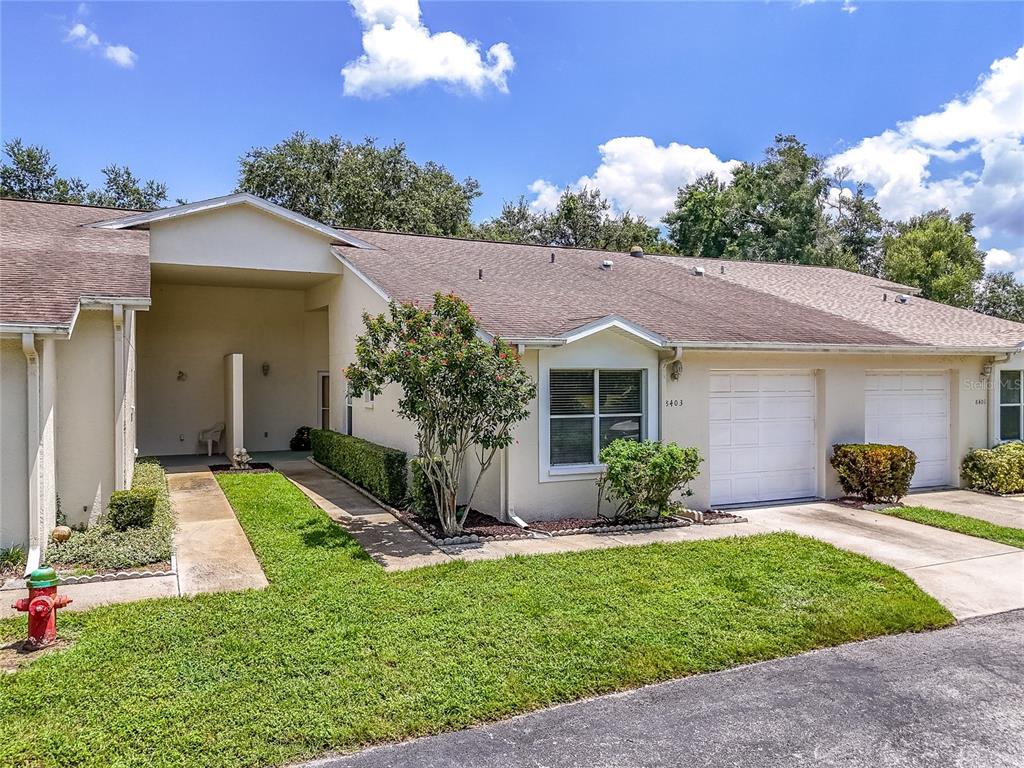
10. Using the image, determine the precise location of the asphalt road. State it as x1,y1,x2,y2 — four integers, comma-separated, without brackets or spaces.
304,610,1024,768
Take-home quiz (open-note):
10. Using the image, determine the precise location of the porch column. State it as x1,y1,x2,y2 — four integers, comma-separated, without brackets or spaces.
223,353,244,457
22,333,41,573
113,304,126,490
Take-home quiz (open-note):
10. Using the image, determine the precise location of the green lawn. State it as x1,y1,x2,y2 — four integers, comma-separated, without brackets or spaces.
880,505,1024,549
1,472,953,768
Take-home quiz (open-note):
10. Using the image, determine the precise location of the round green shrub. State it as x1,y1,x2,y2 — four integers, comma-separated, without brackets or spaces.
829,443,917,503
597,439,703,522
961,442,1024,495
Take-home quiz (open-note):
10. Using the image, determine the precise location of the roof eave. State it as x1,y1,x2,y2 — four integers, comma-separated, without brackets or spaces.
87,193,378,250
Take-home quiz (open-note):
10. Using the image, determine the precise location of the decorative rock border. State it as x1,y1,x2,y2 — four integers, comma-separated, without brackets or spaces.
701,515,748,525
543,518,694,537
56,552,177,586
392,510,533,547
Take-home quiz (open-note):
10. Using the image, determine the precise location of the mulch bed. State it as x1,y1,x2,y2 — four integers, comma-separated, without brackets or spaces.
209,463,275,474
409,510,527,540
529,517,626,533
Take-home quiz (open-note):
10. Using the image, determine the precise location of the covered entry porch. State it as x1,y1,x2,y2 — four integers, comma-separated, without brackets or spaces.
136,264,335,459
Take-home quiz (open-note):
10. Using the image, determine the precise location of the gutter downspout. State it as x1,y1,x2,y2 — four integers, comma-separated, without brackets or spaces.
113,305,126,490
22,333,41,575
658,346,684,443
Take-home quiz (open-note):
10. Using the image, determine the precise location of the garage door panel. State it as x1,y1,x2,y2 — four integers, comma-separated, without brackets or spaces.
865,372,950,489
709,400,732,421
709,423,732,448
711,371,817,506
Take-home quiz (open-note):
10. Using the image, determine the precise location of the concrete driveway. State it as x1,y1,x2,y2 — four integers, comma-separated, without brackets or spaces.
742,502,1024,620
304,610,1024,768
906,489,1024,529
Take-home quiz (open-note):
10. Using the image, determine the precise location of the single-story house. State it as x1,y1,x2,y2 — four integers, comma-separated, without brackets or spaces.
3,193,1023,569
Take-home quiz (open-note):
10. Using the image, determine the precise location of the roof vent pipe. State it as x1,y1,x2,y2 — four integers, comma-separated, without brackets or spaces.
895,294,910,304
630,245,644,258
720,265,725,274
550,253,555,263
478,268,483,280
601,259,614,270
693,266,705,277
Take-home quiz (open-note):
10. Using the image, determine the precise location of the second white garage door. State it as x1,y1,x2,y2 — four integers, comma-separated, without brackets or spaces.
865,372,950,488
710,371,817,506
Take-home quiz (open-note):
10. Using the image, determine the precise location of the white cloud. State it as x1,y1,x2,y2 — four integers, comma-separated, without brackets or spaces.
341,0,514,97
529,137,740,221
986,247,1024,279
103,44,137,69
841,0,858,13
828,47,1024,240
62,13,137,69
65,22,99,47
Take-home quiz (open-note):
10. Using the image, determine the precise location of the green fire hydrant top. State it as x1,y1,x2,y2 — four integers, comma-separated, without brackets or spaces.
28,567,59,589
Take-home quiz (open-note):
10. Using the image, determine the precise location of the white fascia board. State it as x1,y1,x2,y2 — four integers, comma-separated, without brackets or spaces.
331,247,392,303
560,315,667,348
88,193,378,250
666,341,1022,355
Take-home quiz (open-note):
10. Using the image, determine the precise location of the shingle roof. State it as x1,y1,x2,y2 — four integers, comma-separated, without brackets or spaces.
0,199,150,329
338,230,1024,351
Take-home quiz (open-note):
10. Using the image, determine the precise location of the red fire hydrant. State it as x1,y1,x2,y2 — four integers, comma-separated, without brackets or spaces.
11,567,72,650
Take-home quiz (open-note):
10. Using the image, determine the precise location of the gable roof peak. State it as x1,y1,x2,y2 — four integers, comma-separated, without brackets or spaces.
87,192,377,249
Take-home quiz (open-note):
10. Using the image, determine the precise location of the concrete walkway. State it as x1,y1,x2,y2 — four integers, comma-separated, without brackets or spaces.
907,488,1024,529
280,461,1024,620
167,468,268,595
306,609,1024,768
277,459,750,571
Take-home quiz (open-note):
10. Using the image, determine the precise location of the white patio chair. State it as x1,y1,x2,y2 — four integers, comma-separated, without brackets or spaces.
199,422,225,456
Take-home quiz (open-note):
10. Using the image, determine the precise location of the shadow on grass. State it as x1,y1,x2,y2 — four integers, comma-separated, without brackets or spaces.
299,517,372,561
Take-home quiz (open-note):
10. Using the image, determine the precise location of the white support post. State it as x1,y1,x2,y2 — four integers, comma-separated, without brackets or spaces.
22,333,41,574
113,305,126,490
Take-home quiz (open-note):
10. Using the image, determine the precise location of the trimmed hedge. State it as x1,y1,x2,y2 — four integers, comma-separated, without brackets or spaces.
830,443,917,503
311,429,408,507
47,458,174,571
961,442,1024,495
409,457,439,520
106,487,158,531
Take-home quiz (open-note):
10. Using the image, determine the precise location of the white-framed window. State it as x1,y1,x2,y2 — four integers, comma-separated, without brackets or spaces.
1000,369,1023,441
549,369,645,466
362,390,375,409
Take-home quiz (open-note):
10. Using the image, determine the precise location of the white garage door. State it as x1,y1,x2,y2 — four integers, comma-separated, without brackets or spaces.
710,371,817,506
865,372,950,488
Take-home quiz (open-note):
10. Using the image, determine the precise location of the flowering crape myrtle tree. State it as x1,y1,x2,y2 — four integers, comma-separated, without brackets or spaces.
345,293,536,536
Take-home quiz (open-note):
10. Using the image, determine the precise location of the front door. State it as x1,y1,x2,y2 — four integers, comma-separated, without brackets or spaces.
317,371,330,431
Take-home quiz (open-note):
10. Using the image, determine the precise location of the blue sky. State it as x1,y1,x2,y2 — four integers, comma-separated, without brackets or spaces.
2,1,1023,268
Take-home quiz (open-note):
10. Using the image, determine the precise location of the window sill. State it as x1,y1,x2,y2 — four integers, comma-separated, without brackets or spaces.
547,463,605,478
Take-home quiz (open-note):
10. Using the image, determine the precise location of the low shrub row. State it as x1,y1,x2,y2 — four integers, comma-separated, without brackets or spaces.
961,442,1024,495
47,458,174,571
409,457,439,519
311,429,408,507
830,443,917,503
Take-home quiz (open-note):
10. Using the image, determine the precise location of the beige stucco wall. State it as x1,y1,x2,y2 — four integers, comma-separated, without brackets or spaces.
137,283,328,456
505,334,663,521
663,350,989,511
1,340,28,548
56,310,116,528
148,205,342,275
504,345,991,519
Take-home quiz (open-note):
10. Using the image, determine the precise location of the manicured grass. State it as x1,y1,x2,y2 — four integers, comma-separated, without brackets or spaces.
1,473,952,768
880,506,1024,549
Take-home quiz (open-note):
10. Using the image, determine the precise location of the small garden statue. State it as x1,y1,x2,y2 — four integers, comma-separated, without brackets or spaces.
231,448,252,471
